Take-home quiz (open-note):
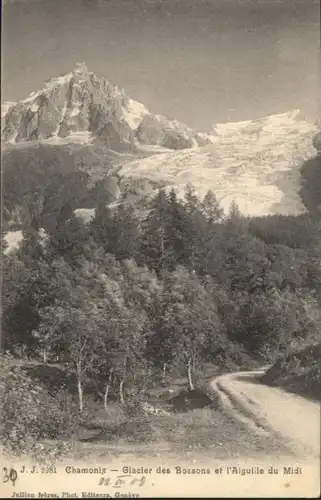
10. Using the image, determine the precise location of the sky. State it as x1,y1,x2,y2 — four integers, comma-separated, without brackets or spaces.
2,0,320,131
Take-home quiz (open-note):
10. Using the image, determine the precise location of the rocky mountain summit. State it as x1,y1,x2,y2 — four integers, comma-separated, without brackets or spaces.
1,63,209,150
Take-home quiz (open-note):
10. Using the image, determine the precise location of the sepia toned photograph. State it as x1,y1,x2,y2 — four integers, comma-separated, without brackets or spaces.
1,0,320,497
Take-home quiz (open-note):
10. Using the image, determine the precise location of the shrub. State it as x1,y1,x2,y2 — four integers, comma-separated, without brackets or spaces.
0,354,76,461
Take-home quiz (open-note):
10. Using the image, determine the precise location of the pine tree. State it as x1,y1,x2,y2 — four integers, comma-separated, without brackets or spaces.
166,188,192,268
139,189,172,276
202,190,224,224
110,203,140,260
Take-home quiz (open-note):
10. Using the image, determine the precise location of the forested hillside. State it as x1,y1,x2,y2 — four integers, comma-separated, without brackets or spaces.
2,184,320,374
1,151,321,460
1,142,123,231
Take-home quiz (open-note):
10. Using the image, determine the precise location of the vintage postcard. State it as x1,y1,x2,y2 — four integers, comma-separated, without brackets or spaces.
1,0,320,497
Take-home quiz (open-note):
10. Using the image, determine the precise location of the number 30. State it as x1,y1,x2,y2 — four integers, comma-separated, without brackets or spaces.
3,467,18,486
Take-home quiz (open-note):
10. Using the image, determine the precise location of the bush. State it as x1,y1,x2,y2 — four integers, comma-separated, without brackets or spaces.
260,343,321,400
0,354,76,461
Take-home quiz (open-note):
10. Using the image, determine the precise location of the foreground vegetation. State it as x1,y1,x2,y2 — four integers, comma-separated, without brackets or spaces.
1,356,293,464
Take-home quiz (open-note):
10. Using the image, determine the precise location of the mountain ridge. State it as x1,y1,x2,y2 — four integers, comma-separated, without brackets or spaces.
120,109,318,216
2,63,319,218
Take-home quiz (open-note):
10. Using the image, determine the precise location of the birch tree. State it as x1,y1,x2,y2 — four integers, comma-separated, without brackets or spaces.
162,267,221,390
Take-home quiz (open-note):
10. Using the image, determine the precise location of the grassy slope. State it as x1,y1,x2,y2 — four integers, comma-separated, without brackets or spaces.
261,342,321,401
16,360,292,460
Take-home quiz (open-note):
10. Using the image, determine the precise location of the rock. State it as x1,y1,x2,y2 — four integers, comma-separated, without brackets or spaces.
169,389,214,413
74,208,96,224
312,131,321,152
136,114,209,150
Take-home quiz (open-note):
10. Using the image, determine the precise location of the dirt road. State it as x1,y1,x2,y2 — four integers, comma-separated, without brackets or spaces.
211,369,320,460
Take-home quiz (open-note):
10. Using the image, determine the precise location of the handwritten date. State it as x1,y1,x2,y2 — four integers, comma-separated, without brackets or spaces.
99,475,146,488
